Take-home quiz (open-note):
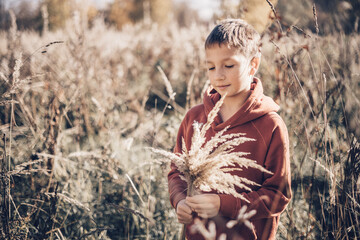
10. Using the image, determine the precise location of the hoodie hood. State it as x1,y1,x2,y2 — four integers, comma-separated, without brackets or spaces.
203,77,280,130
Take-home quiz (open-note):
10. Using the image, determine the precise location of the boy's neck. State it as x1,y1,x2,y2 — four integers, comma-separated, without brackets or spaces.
219,90,251,122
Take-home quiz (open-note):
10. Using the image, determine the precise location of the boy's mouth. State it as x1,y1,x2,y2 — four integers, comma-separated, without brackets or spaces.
217,84,230,90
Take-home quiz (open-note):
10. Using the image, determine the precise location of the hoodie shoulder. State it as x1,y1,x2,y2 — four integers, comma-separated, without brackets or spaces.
187,103,205,115
266,112,287,129
250,112,288,150
183,103,207,124
254,112,287,131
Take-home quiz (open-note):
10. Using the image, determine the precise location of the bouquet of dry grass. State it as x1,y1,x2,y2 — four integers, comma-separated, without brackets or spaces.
150,95,272,200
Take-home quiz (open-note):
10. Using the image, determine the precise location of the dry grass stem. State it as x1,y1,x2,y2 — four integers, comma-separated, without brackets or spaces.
126,173,146,206
186,70,196,110
45,192,90,212
313,4,319,35
157,65,176,100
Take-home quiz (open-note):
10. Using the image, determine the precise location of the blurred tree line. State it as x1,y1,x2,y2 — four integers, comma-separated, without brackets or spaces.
0,0,176,31
0,0,359,33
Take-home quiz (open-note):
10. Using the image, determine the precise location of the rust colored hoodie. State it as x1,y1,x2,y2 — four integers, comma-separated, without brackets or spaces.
168,78,292,240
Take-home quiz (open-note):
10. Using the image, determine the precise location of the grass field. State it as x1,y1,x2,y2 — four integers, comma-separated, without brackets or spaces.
0,8,359,240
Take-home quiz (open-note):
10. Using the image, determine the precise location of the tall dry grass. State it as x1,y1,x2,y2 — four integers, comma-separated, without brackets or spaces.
0,6,359,240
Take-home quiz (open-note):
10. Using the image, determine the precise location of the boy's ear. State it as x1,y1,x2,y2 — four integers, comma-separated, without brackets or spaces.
250,57,260,76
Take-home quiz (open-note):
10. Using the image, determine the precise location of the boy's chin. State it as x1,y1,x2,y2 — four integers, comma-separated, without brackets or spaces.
215,88,229,95
217,91,229,97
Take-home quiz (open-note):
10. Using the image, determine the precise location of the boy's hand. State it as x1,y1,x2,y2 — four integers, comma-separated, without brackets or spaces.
186,194,220,219
176,199,193,224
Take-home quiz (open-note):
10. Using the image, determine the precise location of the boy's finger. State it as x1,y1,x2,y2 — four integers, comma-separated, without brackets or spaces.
177,213,193,224
185,201,197,210
178,212,191,220
186,198,204,208
198,212,208,219
185,196,194,201
186,196,201,204
178,218,192,224
186,195,207,203
186,203,204,214
179,205,192,215
178,200,193,214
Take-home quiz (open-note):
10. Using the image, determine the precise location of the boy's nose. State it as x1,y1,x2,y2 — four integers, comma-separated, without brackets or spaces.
215,69,225,80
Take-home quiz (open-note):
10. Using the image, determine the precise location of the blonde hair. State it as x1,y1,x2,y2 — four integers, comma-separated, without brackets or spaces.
205,19,261,59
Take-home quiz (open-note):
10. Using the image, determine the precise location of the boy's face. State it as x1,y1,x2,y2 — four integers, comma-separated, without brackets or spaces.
205,44,255,100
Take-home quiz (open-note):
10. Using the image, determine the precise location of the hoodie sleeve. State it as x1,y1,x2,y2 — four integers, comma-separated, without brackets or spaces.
218,118,292,220
167,116,188,209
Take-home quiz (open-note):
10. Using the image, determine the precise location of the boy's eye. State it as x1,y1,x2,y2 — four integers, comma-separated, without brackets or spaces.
208,67,215,71
225,65,234,68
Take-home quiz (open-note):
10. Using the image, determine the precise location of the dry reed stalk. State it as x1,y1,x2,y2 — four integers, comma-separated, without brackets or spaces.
78,227,113,240
186,70,196,111
270,39,316,119
157,65,176,101
312,4,319,35
0,134,10,238
12,53,22,85
151,88,185,115
8,10,17,44
110,204,150,222
41,4,49,36
125,173,146,206
45,192,90,212
10,159,45,177
6,52,23,224
21,41,65,63
266,0,282,32
201,80,211,99
0,72,7,83
290,25,312,38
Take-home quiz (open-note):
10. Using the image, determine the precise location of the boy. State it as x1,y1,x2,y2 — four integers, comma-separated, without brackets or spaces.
168,19,291,240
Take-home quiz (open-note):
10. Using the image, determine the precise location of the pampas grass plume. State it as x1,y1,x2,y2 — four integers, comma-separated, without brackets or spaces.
150,94,272,202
